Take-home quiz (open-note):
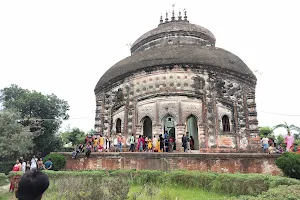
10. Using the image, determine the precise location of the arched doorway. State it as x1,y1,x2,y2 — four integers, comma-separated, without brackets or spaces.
163,115,175,138
116,118,121,133
186,115,199,150
143,117,152,138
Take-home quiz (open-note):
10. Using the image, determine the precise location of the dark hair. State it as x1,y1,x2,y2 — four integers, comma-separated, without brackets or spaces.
16,170,49,200
48,158,51,161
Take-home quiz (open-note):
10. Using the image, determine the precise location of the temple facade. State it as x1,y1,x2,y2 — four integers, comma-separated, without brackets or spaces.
94,11,260,152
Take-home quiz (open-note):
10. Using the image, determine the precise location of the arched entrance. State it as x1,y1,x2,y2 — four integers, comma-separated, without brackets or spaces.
116,118,121,133
186,115,199,150
163,115,175,138
143,117,152,138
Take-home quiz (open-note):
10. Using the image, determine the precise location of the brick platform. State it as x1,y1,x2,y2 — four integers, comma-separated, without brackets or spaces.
58,152,281,175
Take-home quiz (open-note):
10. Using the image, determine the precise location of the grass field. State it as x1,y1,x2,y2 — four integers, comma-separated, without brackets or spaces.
0,184,230,200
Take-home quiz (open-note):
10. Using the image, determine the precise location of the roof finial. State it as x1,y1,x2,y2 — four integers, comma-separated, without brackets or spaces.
160,14,163,24
178,9,182,21
165,11,169,22
171,4,175,21
184,9,188,21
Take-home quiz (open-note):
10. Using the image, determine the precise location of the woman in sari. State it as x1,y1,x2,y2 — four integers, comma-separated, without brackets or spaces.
9,159,21,192
157,138,161,152
285,131,294,152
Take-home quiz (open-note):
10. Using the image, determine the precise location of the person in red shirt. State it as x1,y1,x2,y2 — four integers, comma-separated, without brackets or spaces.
9,159,22,192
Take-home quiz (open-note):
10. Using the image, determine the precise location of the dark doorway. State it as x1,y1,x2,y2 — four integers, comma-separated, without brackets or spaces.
186,115,199,150
116,118,121,133
143,117,152,138
222,115,230,132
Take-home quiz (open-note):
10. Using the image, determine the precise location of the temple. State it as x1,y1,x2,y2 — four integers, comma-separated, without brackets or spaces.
94,10,260,153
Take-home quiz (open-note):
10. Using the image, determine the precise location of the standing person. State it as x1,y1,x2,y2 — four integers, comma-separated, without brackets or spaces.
148,137,153,152
44,158,53,170
285,131,294,152
30,155,38,171
261,136,269,153
9,160,21,192
152,136,157,152
99,135,104,151
186,135,191,153
137,135,142,152
117,133,123,152
37,158,44,170
93,137,99,152
21,158,26,173
159,134,164,152
129,134,135,152
26,161,31,171
182,133,187,152
190,136,195,150
105,137,111,152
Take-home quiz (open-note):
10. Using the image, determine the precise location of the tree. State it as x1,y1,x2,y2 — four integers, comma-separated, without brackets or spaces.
0,84,69,154
0,110,34,160
273,122,300,134
259,126,273,138
61,127,85,145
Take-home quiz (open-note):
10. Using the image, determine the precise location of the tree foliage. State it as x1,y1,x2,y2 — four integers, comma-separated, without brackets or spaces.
61,127,85,145
0,110,34,160
259,126,273,138
0,84,69,155
273,122,300,133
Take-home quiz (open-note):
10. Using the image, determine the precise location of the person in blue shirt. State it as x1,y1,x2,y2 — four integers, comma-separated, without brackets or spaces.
44,158,53,170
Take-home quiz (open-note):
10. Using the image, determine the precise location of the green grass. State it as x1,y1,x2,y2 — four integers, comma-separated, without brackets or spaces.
0,184,230,200
128,185,231,200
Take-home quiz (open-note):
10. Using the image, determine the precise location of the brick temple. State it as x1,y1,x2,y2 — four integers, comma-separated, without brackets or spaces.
94,10,260,153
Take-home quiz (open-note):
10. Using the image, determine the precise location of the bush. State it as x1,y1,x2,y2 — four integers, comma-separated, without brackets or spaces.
43,153,66,171
0,160,15,175
233,185,300,200
0,173,9,186
275,152,300,179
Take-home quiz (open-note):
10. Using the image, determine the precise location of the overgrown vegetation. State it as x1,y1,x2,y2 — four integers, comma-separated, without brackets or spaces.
0,173,9,186
3,170,300,199
276,152,300,179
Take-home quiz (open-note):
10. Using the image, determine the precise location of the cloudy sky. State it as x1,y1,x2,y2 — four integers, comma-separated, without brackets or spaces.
0,0,299,135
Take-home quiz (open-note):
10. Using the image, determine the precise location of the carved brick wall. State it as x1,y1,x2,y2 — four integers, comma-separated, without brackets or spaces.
94,64,258,152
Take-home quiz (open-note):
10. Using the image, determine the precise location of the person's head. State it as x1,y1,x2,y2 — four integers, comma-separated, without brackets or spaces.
132,133,134,136
190,136,193,139
154,135,155,138
139,135,141,138
16,170,49,200
288,131,291,136
16,160,20,164
39,158,43,161
48,158,51,162
271,143,274,147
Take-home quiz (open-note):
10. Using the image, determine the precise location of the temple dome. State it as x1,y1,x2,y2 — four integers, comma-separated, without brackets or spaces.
94,16,255,93
130,20,216,54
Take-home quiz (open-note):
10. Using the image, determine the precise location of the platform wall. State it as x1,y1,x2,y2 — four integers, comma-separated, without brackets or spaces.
58,152,281,175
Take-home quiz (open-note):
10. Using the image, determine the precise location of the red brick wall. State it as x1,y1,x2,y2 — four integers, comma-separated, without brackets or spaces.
59,152,281,175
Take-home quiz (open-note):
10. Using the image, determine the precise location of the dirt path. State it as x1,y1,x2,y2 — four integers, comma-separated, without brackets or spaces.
0,184,9,192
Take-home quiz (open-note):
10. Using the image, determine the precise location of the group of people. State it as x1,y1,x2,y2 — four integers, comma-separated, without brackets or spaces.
9,156,53,192
261,131,300,154
72,131,196,158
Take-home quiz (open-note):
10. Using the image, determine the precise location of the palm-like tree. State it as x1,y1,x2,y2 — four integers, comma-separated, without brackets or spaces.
272,122,300,134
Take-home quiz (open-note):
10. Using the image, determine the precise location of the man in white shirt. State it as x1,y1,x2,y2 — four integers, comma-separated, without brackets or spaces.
261,136,269,153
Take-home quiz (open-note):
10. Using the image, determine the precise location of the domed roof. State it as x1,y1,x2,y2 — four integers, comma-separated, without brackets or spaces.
130,20,216,53
94,45,255,93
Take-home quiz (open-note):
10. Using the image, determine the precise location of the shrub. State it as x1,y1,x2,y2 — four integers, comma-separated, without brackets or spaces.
43,153,66,171
275,152,300,179
233,185,300,200
0,160,15,175
0,173,9,186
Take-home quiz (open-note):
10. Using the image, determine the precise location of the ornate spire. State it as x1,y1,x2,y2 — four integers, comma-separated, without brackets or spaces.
165,11,169,22
178,10,182,21
184,10,188,21
160,14,163,24
171,4,175,21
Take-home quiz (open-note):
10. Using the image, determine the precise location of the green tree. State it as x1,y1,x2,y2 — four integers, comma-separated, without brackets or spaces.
0,110,34,160
259,126,273,138
61,127,85,145
272,122,300,133
0,84,69,154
